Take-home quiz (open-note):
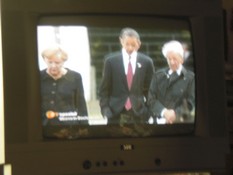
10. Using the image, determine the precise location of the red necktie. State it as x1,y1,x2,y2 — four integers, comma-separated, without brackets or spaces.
125,59,133,110
127,60,133,89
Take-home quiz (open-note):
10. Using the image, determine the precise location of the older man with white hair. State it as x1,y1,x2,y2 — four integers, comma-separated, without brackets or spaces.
148,40,195,124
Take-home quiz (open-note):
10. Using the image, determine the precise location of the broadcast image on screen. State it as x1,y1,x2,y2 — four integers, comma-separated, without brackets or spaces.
37,18,195,139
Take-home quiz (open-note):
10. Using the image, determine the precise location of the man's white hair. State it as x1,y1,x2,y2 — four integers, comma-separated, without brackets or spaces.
162,40,184,59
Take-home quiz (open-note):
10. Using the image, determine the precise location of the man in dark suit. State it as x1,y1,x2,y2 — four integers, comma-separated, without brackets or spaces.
99,28,154,133
148,40,195,124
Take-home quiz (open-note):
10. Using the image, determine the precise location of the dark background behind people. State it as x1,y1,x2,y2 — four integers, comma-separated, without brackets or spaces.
88,27,193,99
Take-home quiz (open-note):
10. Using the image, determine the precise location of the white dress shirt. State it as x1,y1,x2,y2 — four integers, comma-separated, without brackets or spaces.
122,49,137,75
168,65,183,76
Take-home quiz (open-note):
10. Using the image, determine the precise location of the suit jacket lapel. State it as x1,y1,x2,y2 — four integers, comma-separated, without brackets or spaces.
131,56,141,90
117,54,128,89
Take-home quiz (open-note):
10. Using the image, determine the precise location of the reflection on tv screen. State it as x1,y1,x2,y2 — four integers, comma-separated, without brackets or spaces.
37,24,195,139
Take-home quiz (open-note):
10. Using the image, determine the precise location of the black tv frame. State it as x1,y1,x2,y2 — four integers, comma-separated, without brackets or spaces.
1,0,229,174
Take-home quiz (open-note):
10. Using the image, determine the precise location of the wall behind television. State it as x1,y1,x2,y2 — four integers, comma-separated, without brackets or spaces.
223,0,233,64
222,0,233,8
0,1,5,165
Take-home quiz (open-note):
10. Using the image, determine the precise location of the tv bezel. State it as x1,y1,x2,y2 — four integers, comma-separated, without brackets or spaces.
1,0,229,174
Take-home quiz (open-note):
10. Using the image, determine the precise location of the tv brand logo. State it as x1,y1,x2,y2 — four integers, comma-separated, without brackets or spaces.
120,144,134,151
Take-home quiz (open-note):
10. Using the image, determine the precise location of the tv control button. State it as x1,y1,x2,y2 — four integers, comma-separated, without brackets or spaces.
83,160,92,170
155,158,161,166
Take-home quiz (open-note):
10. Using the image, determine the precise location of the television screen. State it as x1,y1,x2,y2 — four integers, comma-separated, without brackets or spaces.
37,15,195,139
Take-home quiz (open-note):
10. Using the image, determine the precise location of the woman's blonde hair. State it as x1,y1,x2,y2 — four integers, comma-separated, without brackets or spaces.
41,46,68,61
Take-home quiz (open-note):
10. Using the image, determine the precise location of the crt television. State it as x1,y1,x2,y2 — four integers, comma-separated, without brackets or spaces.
1,0,229,175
